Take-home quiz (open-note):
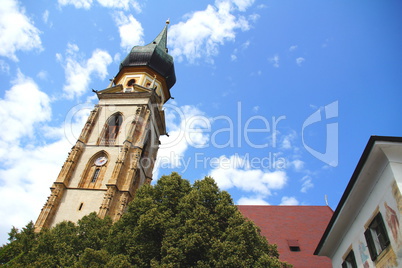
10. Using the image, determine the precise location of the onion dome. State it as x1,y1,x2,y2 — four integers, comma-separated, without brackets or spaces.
120,24,176,90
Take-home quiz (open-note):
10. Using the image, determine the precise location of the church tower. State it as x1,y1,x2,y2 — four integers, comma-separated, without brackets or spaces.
35,23,176,231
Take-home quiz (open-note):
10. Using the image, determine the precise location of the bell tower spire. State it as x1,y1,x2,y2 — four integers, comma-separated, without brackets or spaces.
35,24,176,231
153,22,168,52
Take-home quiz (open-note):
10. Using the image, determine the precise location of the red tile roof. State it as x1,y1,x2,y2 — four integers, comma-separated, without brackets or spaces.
237,205,333,268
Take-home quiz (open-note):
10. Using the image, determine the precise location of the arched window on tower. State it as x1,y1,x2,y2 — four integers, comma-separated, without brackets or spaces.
79,152,109,189
99,113,122,146
125,79,136,92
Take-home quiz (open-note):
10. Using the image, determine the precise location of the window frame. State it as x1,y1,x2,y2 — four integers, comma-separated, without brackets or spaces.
364,212,390,261
99,113,123,146
342,249,357,268
78,152,108,189
286,239,301,252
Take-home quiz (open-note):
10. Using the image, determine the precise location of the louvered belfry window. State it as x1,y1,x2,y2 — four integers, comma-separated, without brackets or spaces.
100,113,122,146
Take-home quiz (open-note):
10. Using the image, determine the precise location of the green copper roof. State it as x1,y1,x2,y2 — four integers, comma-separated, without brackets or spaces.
120,25,176,90
153,24,168,52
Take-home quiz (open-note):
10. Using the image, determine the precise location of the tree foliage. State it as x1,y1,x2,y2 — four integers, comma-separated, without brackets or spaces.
0,172,290,267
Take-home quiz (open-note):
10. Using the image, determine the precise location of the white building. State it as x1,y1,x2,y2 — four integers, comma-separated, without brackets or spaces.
315,136,402,268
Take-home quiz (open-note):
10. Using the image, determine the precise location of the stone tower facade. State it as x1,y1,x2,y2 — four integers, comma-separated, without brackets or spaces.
35,24,176,231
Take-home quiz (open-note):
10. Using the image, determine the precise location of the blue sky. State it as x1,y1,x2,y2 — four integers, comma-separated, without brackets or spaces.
0,0,401,245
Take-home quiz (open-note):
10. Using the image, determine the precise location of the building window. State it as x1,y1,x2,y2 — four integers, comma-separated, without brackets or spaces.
126,79,136,87
99,113,122,146
342,250,357,268
287,239,301,252
78,152,108,189
92,168,100,183
364,212,390,261
289,246,300,252
124,79,136,92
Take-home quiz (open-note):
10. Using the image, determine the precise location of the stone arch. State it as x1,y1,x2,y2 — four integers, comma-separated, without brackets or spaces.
78,151,109,189
98,112,123,146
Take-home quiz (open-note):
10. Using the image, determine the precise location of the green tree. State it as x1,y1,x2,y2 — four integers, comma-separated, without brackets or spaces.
0,172,290,267
0,213,112,267
107,172,288,267
0,222,37,266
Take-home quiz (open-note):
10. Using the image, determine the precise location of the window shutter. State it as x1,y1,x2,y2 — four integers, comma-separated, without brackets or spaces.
364,228,377,261
349,250,357,268
377,212,390,249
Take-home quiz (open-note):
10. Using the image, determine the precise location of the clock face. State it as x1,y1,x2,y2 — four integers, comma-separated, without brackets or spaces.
94,156,108,166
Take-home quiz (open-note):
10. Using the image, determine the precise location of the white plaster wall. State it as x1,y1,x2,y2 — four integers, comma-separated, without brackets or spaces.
393,162,402,193
51,189,106,227
332,163,402,267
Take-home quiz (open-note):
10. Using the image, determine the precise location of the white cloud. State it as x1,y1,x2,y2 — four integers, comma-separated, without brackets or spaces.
280,196,299,205
58,43,113,99
58,0,141,11
113,52,121,63
0,60,10,74
154,103,210,178
37,70,48,80
98,0,141,12
0,0,42,61
301,175,313,193
282,136,291,149
46,102,93,143
238,196,269,205
281,131,297,149
231,0,255,12
209,154,287,196
242,40,251,49
169,0,252,63
250,70,262,76
113,12,144,51
0,71,51,146
230,40,250,62
296,57,305,66
42,10,49,24
289,45,297,52
291,159,304,171
0,139,71,243
58,0,93,9
0,85,92,244
248,13,260,22
0,72,63,244
269,54,279,68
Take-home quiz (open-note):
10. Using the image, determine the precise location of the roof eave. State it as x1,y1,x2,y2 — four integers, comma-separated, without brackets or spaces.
314,135,402,256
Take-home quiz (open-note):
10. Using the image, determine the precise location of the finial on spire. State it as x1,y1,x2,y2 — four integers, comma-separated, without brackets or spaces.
166,18,170,25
